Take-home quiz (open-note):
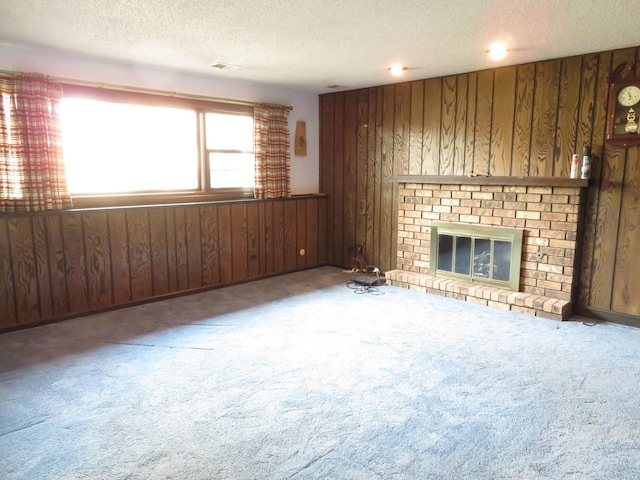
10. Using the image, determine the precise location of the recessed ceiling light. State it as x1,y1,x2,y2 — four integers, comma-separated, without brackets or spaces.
388,64,407,76
486,42,509,60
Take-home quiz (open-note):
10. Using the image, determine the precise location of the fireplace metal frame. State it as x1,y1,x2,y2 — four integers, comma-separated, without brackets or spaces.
429,221,524,291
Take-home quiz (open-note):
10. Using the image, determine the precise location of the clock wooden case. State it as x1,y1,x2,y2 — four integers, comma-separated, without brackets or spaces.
606,76,640,147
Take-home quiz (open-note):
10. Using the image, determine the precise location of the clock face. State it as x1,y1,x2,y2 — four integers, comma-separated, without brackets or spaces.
618,85,640,107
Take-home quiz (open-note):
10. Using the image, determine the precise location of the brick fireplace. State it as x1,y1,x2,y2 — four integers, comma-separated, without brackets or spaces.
386,176,588,320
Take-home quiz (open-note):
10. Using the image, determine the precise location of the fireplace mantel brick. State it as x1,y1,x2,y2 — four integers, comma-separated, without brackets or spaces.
389,182,585,321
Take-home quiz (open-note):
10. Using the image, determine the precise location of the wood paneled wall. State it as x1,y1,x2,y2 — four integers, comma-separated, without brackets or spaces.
320,46,640,318
0,196,327,330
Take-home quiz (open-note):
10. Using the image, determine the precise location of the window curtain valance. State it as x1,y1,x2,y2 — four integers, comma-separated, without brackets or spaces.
0,72,72,212
253,103,292,199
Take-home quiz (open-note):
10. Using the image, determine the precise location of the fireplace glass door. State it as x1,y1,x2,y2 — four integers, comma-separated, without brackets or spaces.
430,222,523,291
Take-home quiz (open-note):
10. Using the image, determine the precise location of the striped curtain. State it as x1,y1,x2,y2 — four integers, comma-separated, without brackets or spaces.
253,103,292,199
0,73,72,212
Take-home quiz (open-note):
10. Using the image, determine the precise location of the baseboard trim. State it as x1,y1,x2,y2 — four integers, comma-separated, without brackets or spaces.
577,307,640,328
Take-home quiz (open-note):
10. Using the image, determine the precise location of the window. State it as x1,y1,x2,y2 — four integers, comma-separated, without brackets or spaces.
59,85,255,206
205,112,254,189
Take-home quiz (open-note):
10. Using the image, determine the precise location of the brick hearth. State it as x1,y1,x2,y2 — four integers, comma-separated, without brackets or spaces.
386,177,587,320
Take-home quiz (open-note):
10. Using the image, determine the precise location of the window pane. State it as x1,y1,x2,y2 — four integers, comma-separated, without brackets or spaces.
209,152,255,188
205,113,253,151
60,98,198,194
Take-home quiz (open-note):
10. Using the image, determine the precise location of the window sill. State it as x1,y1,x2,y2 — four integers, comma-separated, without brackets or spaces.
1,193,327,216
69,189,255,209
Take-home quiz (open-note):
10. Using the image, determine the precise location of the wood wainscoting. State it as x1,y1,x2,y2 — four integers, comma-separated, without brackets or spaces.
0,195,327,331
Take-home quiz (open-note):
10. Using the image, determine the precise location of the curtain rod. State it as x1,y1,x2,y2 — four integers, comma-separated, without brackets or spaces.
0,69,264,107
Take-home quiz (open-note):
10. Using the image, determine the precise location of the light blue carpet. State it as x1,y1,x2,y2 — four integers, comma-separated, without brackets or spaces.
1,266,639,479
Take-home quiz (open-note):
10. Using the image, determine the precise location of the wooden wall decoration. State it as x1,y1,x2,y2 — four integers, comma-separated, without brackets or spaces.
320,45,640,319
0,196,326,331
294,120,307,156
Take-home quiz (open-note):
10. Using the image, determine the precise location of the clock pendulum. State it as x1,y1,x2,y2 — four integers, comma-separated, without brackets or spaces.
625,107,638,134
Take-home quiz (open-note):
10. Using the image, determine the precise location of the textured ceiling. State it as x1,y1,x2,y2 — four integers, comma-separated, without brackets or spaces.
1,0,640,93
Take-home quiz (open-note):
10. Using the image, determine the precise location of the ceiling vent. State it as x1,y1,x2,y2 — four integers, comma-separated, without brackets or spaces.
325,84,349,90
210,62,241,70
